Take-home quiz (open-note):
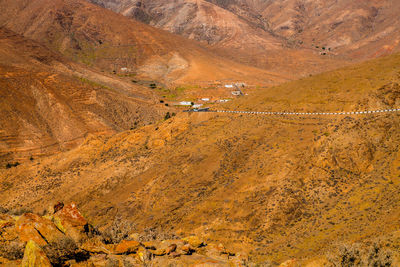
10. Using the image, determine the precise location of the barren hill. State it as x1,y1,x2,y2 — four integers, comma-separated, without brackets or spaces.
0,27,166,166
0,0,287,85
89,0,400,71
1,48,399,265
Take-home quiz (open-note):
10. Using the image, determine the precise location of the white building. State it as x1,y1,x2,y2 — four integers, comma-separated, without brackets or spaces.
231,91,242,96
177,101,192,106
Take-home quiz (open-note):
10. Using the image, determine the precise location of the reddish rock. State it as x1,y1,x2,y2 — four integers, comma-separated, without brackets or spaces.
114,240,142,254
53,203,87,243
180,243,195,255
54,203,87,227
169,251,181,258
152,248,167,256
16,213,65,245
142,241,157,250
182,236,205,248
81,238,112,254
166,243,177,254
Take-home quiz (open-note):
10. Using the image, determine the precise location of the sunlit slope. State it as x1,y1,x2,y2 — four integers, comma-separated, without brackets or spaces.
0,28,164,165
230,53,400,112
1,54,400,264
0,0,287,85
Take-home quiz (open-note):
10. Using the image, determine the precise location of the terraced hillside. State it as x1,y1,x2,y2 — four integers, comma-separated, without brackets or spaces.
1,48,399,265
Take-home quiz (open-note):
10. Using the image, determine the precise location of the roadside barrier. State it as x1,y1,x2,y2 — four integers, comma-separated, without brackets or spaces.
205,108,400,116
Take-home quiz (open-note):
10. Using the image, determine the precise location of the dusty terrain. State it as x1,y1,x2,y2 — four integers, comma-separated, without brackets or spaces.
89,0,400,75
0,27,168,166
1,1,400,266
88,0,348,76
1,52,399,264
0,0,291,167
0,0,287,85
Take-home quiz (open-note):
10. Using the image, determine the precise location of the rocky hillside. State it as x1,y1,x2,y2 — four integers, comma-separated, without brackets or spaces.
0,0,286,85
1,49,399,265
88,0,348,77
0,202,249,266
89,0,400,68
0,27,168,167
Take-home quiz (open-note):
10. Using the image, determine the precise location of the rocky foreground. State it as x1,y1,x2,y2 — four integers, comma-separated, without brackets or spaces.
0,202,250,266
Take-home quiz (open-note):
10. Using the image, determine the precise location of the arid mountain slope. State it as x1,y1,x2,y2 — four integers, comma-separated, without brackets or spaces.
1,52,400,264
0,27,165,166
87,0,346,76
257,0,400,59
90,0,400,68
0,0,286,85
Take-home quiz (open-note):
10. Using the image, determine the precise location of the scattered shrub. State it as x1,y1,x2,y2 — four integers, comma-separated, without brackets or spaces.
164,112,171,120
139,227,179,242
102,216,135,244
327,243,393,267
8,207,33,216
0,241,25,260
5,162,20,169
43,237,89,266
0,207,8,213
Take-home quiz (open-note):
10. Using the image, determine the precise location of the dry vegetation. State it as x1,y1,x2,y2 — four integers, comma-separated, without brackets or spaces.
1,53,400,264
1,0,400,265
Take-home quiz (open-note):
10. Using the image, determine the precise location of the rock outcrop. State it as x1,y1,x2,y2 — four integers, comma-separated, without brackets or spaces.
0,203,249,266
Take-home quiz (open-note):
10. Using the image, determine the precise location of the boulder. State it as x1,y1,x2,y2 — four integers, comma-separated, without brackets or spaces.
182,236,205,248
180,243,195,255
21,240,51,267
16,213,65,245
142,241,157,250
169,251,181,258
152,248,167,256
166,243,177,254
80,237,112,254
135,246,152,263
54,203,87,227
53,203,87,243
114,240,142,254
